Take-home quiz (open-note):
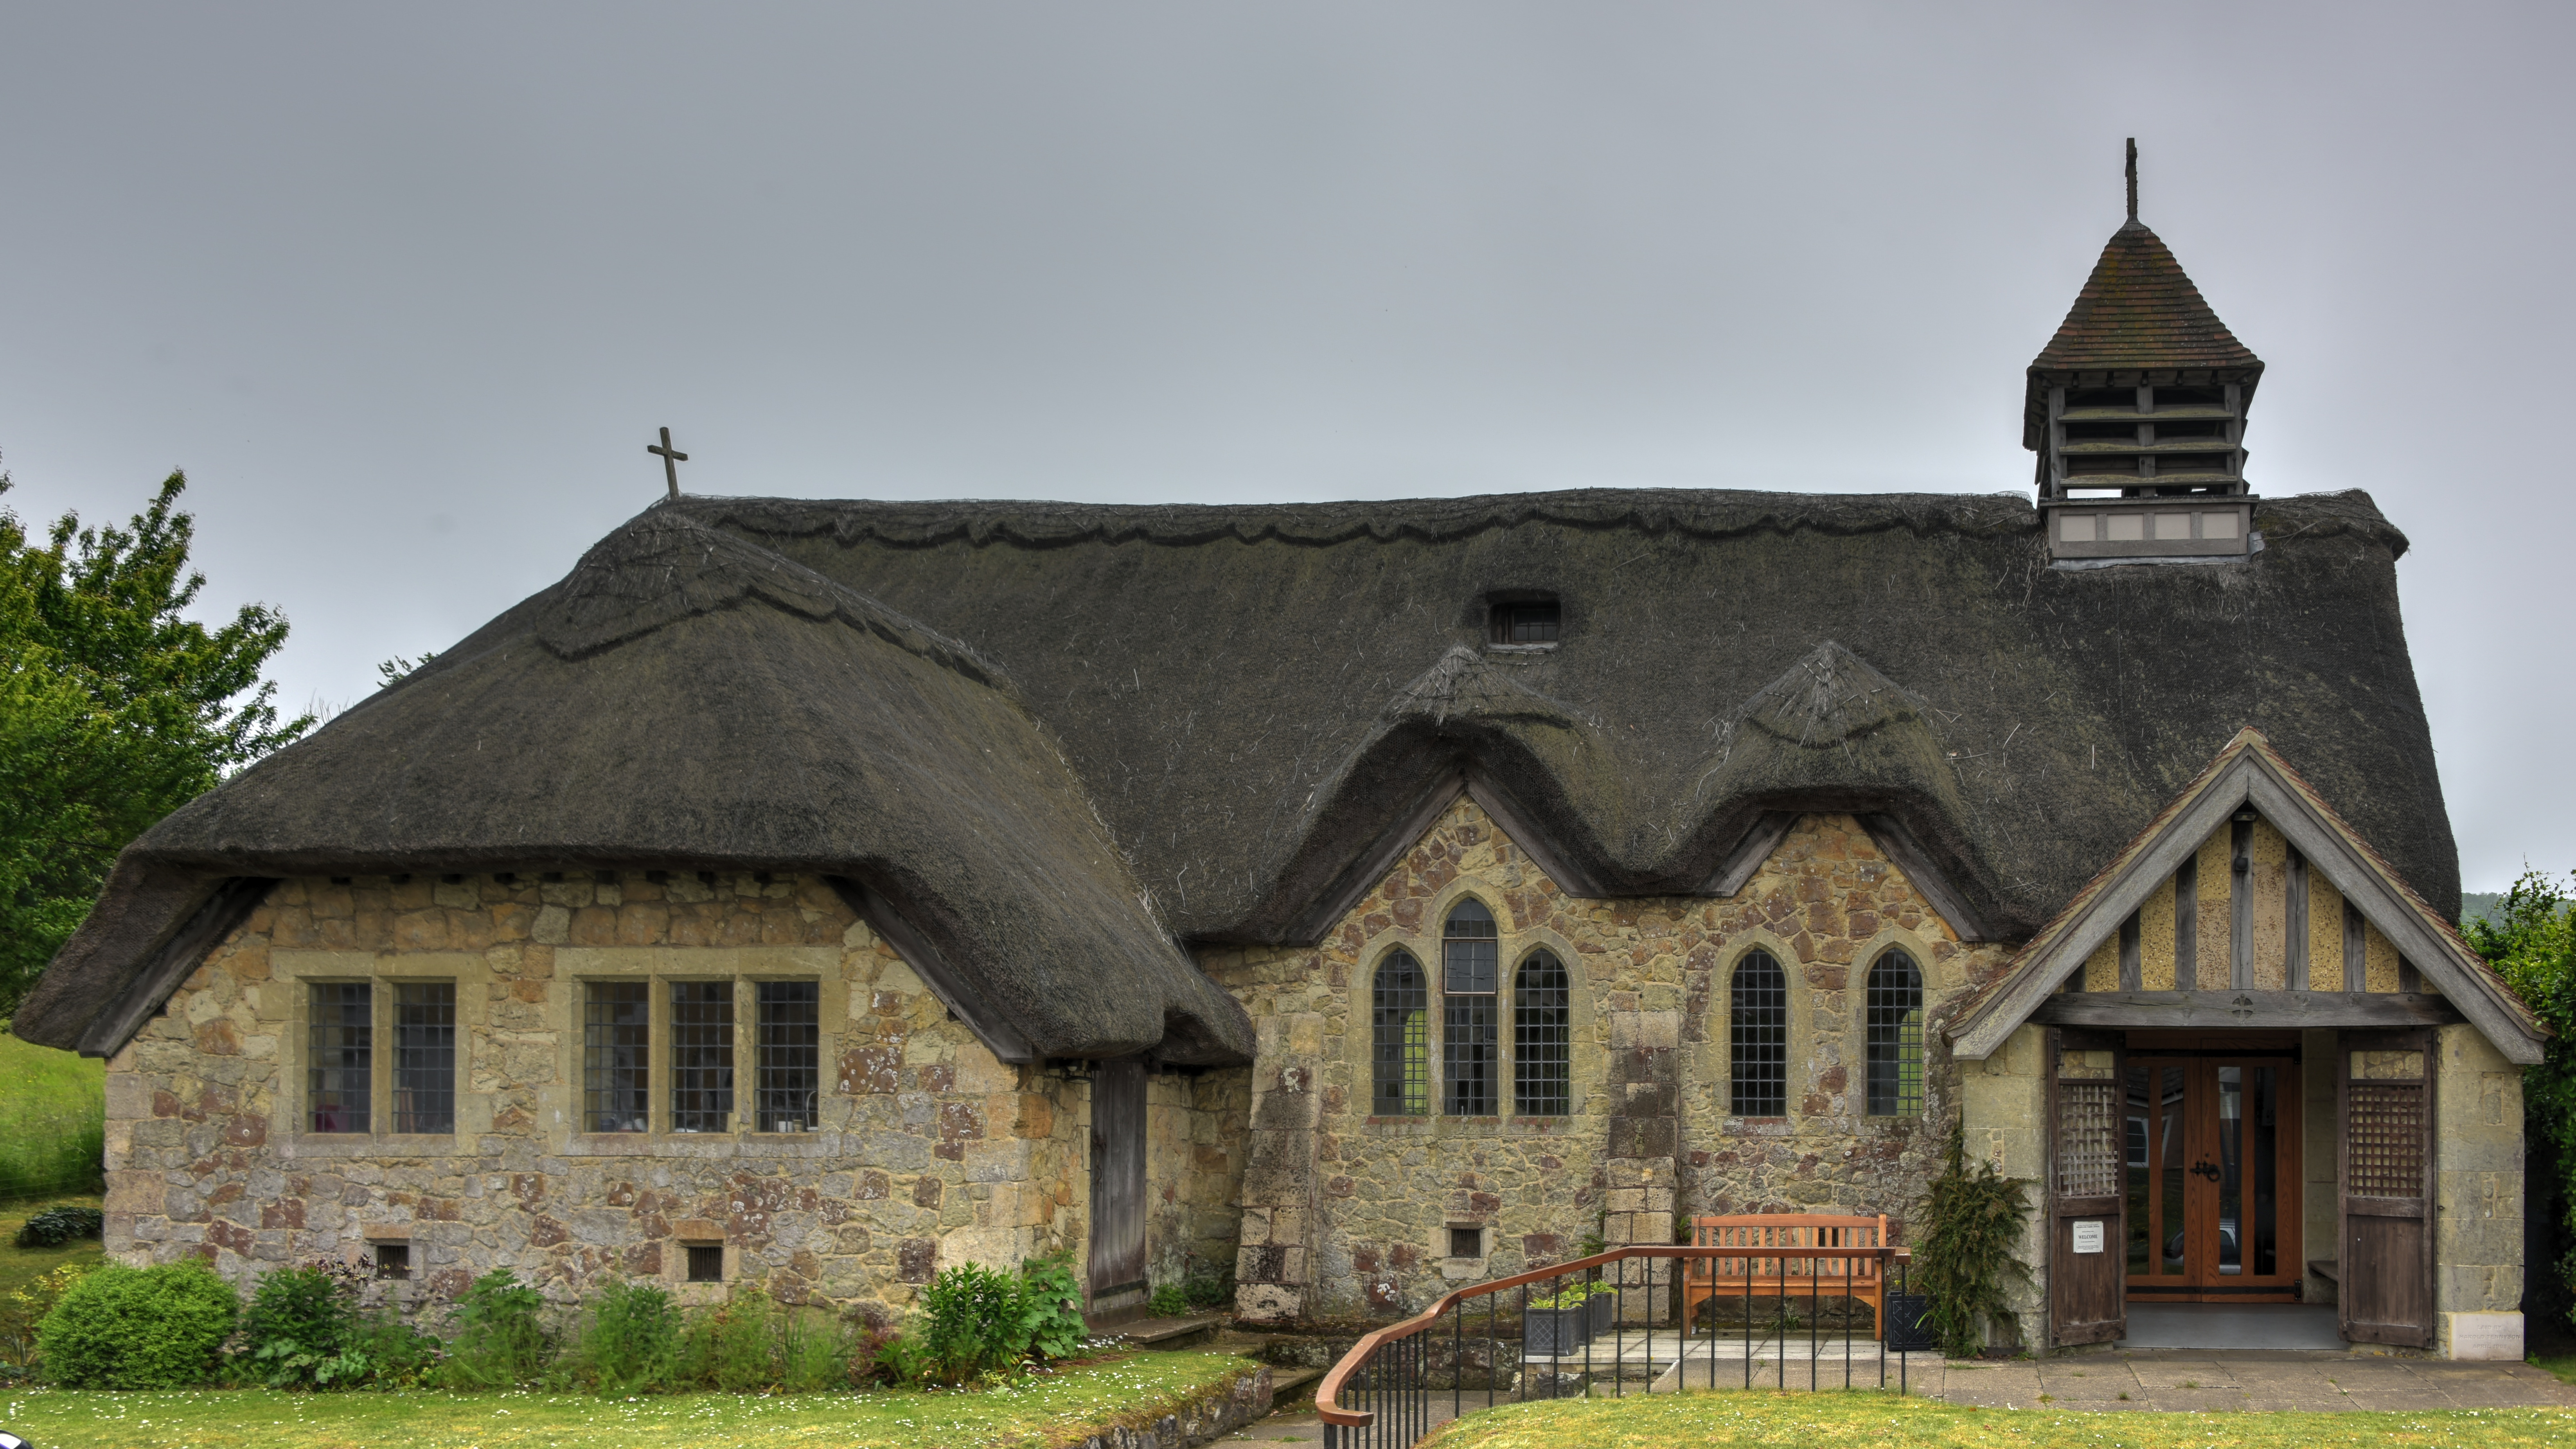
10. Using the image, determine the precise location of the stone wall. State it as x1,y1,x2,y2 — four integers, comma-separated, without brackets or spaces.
1145,1066,1253,1294
2433,1023,2526,1358
1204,799,2010,1323
102,870,1102,1318
1961,1024,2051,1350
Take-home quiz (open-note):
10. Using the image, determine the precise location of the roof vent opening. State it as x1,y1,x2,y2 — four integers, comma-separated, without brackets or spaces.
1487,599,1561,647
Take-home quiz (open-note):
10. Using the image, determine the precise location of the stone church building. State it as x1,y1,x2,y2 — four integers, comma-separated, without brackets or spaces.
18,199,2543,1359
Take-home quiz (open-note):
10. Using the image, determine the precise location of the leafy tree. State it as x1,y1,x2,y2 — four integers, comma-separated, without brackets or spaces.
2463,870,2576,1328
0,468,308,1015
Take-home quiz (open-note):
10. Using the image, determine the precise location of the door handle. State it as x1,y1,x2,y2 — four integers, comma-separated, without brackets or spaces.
2191,1160,2221,1181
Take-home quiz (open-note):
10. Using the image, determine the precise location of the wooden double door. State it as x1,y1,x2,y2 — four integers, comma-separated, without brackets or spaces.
2121,1051,2303,1302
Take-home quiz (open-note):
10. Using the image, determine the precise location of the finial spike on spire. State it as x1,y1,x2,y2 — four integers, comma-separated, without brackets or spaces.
2125,138,2138,222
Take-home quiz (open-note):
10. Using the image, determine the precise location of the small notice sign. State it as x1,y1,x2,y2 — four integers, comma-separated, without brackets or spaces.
2071,1221,2105,1255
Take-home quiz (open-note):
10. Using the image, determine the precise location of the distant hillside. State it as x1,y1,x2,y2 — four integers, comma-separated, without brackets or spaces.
2462,891,2504,933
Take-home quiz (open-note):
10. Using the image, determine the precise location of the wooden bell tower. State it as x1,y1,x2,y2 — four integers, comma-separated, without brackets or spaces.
2030,142,2266,561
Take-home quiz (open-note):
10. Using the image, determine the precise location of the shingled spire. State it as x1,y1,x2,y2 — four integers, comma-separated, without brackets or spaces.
2031,142,2265,561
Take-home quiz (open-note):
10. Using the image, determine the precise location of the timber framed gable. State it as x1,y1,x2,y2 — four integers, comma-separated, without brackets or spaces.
1947,728,2544,1063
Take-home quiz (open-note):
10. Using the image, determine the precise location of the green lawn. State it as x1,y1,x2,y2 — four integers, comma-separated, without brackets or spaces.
0,1028,104,1203
0,1194,105,1299
1420,1390,2576,1449
0,1351,1262,1449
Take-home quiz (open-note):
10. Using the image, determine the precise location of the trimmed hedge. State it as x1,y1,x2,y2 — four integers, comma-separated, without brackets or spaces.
36,1260,239,1388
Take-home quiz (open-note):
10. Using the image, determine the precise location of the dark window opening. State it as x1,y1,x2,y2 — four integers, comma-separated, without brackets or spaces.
755,981,820,1132
671,982,735,1133
1442,901,1499,1115
1513,952,1570,1116
309,983,372,1133
392,982,455,1134
373,1244,411,1280
2061,421,2144,443
2065,387,2138,411
584,982,650,1133
2148,419,2226,441
1488,600,1561,645
1729,953,1787,1118
1448,1226,1483,1259
2151,385,2226,408
1866,952,1925,1116
1371,953,1430,1116
685,1244,724,1283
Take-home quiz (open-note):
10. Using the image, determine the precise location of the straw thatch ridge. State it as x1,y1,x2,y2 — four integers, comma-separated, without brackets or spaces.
16,509,1252,1065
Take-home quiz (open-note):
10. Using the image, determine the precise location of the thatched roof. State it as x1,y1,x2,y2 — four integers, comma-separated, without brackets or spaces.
22,484,2449,1062
670,485,2443,939
16,509,1253,1065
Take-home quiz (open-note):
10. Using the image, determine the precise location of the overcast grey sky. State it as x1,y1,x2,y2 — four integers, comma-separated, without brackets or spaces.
2,4,2569,890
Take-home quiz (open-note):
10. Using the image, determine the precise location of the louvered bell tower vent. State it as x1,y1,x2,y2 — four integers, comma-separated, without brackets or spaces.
2029,143,2263,561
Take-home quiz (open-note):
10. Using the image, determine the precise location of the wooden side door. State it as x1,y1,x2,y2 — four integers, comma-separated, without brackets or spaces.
2339,1029,2436,1347
1086,1055,1149,1314
2049,1027,2127,1345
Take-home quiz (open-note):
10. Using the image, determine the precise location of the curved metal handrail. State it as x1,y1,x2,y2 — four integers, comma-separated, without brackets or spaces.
1314,1243,1909,1429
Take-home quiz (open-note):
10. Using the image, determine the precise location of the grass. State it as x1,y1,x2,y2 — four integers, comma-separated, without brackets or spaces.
0,1194,105,1298
0,1350,1262,1449
1419,1390,2576,1449
0,1028,104,1203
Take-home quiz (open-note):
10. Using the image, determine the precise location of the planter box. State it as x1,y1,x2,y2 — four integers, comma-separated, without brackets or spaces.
1882,1292,1938,1354
1524,1305,1590,1358
1589,1289,1617,1334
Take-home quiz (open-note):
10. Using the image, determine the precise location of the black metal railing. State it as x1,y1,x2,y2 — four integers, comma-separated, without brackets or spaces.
1316,1245,1914,1449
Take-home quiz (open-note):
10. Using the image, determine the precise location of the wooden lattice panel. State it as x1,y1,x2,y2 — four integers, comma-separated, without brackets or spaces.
2347,1081,2426,1197
2056,1080,2122,1198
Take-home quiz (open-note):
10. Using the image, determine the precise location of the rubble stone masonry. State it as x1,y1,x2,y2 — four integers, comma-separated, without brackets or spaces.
1202,799,2012,1322
100,870,1232,1319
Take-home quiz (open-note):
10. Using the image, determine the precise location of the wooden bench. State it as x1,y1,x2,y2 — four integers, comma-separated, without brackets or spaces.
1680,1213,1892,1339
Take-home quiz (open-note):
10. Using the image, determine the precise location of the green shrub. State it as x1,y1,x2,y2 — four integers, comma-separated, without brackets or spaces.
574,1278,680,1395
345,1305,445,1389
680,1290,780,1392
241,1261,366,1388
914,1260,1029,1383
1911,1124,2034,1358
1146,1258,1235,1318
433,1269,552,1388
13,1206,102,1248
37,1259,239,1388
0,1259,103,1368
1018,1252,1087,1363
778,1308,855,1393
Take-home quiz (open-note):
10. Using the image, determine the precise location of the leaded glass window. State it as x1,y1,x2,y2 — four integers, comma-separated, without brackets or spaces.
309,982,372,1133
392,982,455,1134
584,982,650,1133
671,982,735,1133
1867,951,1925,1116
1513,951,1570,1116
756,981,820,1132
1729,952,1787,1117
1371,951,1429,1116
1442,900,1499,1115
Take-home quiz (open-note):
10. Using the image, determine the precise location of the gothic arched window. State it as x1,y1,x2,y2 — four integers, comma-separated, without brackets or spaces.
1729,951,1787,1117
1442,899,1499,1115
1371,951,1429,1116
1512,951,1570,1116
1866,950,1925,1116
